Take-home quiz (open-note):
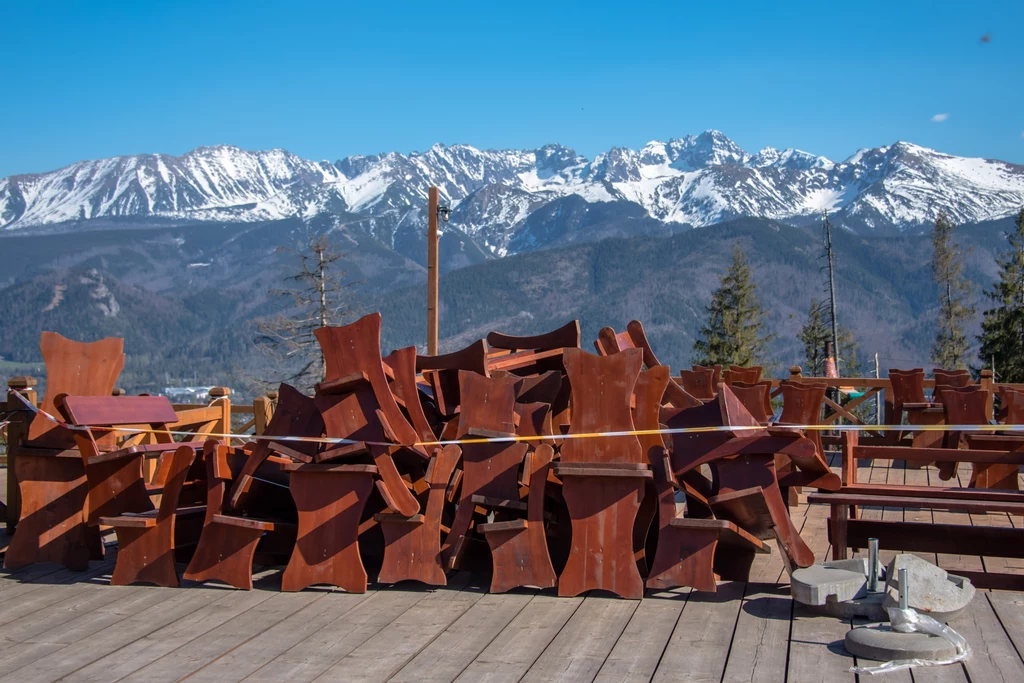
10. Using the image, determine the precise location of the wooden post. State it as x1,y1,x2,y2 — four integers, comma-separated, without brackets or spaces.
788,365,803,382
5,376,37,534
209,386,232,445
427,187,440,356
980,369,995,419
253,390,277,436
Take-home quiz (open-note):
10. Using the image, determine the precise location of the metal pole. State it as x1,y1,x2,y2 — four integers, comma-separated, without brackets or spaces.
824,211,841,378
426,187,439,356
898,567,909,609
868,538,879,591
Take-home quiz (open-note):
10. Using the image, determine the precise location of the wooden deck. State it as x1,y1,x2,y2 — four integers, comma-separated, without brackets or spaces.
0,460,1023,683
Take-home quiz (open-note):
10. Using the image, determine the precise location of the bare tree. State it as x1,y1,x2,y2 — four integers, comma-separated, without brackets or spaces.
253,234,355,391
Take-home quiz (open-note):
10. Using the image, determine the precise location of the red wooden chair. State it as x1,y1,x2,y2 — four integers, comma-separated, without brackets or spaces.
281,313,426,593
641,367,770,592
938,387,1017,489
5,332,124,570
776,381,828,461
997,386,1024,424
100,444,203,587
554,348,652,599
415,339,489,422
594,320,701,410
888,368,943,446
680,367,716,401
932,368,972,404
723,366,763,385
184,440,297,590
693,364,722,388
729,381,774,424
664,386,822,573
440,371,530,571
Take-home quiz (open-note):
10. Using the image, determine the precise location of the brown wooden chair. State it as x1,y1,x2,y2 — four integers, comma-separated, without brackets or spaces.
888,368,943,446
664,386,820,573
375,444,461,586
100,444,204,587
997,386,1024,424
776,382,827,461
640,366,770,592
940,387,1017,489
594,320,701,410
680,368,716,401
729,381,774,424
478,442,558,593
723,366,762,385
693,364,722,388
5,332,124,570
184,440,297,590
440,371,530,571
281,313,426,593
932,368,972,404
416,339,489,421
554,348,652,599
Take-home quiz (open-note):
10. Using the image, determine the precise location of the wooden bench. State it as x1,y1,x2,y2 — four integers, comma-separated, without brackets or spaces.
808,430,1024,590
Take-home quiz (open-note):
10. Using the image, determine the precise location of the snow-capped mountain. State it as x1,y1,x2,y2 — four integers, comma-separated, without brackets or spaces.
3,132,1023,259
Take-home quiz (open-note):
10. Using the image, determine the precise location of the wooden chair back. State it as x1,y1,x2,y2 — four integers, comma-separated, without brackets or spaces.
156,445,198,522
887,368,927,422
561,347,643,464
486,320,580,352
383,346,436,441
693,364,722,388
996,386,1024,424
729,382,773,424
932,368,972,404
595,320,662,369
28,332,124,448
723,366,762,385
778,382,827,426
416,339,489,419
680,368,716,400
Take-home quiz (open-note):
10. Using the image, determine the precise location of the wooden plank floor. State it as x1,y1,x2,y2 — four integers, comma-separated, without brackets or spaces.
1,461,1023,683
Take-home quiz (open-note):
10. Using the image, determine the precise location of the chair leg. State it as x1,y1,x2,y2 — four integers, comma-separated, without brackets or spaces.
110,523,178,587
377,518,447,586
646,525,719,592
481,523,556,594
183,522,264,590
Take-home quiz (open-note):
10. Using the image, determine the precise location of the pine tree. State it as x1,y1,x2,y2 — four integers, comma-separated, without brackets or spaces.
798,299,863,376
253,234,355,391
931,211,975,369
979,207,1024,381
692,244,775,367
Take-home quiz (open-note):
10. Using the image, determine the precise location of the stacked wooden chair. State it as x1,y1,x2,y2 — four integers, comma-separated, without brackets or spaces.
5,332,125,570
554,348,653,599
594,320,701,410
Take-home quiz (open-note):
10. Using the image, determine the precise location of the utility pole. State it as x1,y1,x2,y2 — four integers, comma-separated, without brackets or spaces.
427,187,439,355
823,210,841,377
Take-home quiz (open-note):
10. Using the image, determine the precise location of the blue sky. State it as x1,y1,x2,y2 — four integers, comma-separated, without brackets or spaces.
2,1,1022,177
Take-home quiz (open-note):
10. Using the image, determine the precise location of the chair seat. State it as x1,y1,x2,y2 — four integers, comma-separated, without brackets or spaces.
478,519,529,533
668,517,770,553
210,514,284,531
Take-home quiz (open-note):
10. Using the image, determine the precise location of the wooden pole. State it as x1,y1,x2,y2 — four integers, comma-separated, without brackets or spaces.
427,187,440,355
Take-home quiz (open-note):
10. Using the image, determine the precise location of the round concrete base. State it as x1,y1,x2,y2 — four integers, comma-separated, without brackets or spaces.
845,625,957,662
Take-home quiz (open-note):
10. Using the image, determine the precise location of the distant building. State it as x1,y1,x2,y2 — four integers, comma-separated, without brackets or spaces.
162,386,214,403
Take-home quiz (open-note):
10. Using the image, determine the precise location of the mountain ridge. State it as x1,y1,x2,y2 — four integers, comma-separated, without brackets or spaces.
4,132,1023,261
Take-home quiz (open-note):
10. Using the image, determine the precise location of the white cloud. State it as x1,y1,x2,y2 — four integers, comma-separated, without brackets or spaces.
931,113,950,123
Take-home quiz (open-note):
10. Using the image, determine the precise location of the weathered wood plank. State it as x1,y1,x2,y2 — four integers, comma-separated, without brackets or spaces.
114,591,322,683
310,577,486,682
721,583,791,683
785,603,853,683
389,590,536,683
454,593,583,682
0,587,211,682
984,592,1024,672
61,587,280,683
652,580,745,683
240,587,432,682
939,592,1024,683
592,590,687,683
178,590,373,683
520,596,639,683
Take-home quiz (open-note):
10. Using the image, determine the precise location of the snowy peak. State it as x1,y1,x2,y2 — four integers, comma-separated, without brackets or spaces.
2,134,1023,251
